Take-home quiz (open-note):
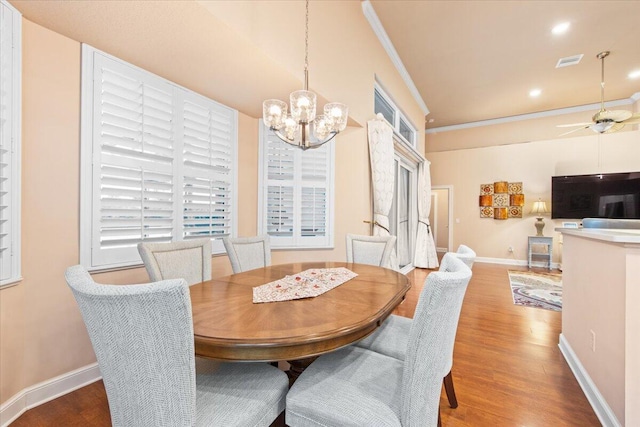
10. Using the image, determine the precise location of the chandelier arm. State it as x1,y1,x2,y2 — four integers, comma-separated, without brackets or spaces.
271,126,337,150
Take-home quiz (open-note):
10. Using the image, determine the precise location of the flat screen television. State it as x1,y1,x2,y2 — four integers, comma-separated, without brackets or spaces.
551,172,640,219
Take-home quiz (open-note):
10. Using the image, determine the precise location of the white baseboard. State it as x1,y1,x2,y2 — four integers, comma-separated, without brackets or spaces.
476,256,560,270
0,363,101,427
558,334,621,427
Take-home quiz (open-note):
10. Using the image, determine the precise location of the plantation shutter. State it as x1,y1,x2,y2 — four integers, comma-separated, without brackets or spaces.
90,54,176,267
182,93,236,253
260,125,333,248
0,0,20,284
265,134,295,246
81,45,237,270
300,145,328,242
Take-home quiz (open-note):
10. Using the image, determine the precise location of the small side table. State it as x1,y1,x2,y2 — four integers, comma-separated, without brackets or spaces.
528,236,552,270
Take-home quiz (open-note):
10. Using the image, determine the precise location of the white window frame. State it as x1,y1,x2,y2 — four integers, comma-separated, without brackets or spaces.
374,82,417,148
257,123,335,249
80,45,237,271
0,0,21,287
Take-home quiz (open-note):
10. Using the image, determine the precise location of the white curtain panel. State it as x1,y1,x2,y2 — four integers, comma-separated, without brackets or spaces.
414,160,439,268
367,115,399,270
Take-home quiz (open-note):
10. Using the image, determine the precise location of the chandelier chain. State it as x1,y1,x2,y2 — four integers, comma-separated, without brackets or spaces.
304,0,309,89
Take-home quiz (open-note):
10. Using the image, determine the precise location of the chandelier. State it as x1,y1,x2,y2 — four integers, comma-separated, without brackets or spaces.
262,0,348,150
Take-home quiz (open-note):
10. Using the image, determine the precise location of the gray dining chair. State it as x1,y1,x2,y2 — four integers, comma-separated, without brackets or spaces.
345,233,396,268
454,244,476,269
65,265,288,427
137,238,211,286
222,235,271,274
354,251,475,410
286,253,472,426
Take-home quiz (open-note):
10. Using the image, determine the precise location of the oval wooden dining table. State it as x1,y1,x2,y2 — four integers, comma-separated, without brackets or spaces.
189,261,410,377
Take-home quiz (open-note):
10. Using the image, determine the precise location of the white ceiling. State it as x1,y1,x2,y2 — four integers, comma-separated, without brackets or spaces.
369,0,640,129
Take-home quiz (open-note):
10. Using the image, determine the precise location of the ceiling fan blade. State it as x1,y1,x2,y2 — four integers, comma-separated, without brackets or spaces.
604,122,626,133
557,122,593,128
621,112,640,125
593,109,633,122
559,125,591,137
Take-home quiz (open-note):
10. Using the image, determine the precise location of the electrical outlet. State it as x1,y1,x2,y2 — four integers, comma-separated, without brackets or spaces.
590,330,596,352
508,246,514,253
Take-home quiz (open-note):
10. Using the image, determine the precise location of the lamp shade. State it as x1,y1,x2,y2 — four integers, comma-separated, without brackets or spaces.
531,200,548,216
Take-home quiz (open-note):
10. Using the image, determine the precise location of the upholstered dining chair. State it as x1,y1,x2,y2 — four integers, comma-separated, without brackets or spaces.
286,253,472,427
454,244,476,269
222,235,271,274
65,265,288,427
137,238,211,286
345,233,396,268
354,251,474,411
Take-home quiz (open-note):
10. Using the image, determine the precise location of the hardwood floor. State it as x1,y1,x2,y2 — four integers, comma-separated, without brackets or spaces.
10,262,599,426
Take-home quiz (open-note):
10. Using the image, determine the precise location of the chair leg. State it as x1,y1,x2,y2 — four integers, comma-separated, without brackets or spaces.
443,370,458,408
438,407,442,427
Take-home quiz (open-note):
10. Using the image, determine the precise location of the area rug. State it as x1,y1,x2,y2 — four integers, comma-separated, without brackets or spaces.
507,270,562,311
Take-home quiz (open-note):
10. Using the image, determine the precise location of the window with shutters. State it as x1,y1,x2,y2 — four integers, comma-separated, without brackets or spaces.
258,124,334,249
80,45,237,271
0,0,21,287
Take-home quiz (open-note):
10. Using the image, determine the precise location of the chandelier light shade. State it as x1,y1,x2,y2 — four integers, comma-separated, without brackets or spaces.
262,0,348,150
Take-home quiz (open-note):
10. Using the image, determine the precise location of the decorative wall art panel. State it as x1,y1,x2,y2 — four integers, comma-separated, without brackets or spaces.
480,207,493,218
479,181,524,220
493,194,509,207
508,182,523,194
494,207,508,219
480,184,494,195
479,195,492,206
494,181,509,194
509,206,523,218
510,194,525,207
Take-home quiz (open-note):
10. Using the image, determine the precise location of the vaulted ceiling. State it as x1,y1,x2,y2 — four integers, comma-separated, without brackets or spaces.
10,0,640,134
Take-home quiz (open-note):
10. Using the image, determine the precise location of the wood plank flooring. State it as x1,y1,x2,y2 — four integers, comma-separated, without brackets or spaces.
10,262,600,426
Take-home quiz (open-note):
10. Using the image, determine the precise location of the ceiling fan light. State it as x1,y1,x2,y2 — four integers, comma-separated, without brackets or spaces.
592,121,614,133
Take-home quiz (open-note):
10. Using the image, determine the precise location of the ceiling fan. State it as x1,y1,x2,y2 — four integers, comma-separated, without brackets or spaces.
558,51,640,136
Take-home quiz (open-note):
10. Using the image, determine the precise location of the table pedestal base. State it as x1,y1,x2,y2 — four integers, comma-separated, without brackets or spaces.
287,357,318,386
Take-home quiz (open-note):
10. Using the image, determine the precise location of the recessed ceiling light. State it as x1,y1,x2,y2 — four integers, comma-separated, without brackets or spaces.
629,70,640,79
552,22,570,35
529,89,542,98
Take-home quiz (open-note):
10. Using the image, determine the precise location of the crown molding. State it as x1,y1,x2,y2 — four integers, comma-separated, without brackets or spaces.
362,0,429,116
425,97,636,134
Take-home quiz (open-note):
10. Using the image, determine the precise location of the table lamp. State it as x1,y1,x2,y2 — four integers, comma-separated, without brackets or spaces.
530,199,549,236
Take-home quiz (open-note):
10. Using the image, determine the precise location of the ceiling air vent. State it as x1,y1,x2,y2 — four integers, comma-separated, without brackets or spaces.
556,54,584,68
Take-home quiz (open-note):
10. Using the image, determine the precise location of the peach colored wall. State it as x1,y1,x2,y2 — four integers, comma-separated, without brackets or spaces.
1,4,425,408
427,130,640,263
